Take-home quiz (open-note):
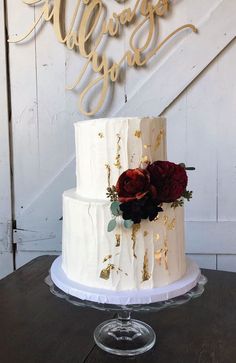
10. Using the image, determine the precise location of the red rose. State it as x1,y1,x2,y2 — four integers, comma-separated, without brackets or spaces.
147,161,188,203
116,168,156,203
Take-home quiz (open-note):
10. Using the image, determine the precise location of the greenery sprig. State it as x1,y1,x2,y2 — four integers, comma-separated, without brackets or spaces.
171,199,184,209
106,186,118,201
182,190,193,201
107,201,133,232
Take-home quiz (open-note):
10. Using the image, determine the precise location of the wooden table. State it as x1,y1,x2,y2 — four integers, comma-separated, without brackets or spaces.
1,256,235,363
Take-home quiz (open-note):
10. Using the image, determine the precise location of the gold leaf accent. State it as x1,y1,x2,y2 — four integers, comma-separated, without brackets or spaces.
98,132,104,138
105,164,111,188
155,128,165,150
168,218,176,231
144,144,151,149
103,254,112,263
143,231,148,237
142,250,151,282
134,130,141,138
100,267,110,280
114,133,122,169
131,224,140,258
140,155,149,164
100,264,115,280
163,215,168,225
155,239,168,270
115,234,121,247
156,233,160,240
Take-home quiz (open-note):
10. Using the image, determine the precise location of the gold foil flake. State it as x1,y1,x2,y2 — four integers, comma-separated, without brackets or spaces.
155,128,165,150
100,264,115,280
142,250,151,282
114,134,122,169
156,233,160,240
103,254,112,263
143,231,148,237
144,144,151,149
155,239,168,270
105,164,111,188
134,130,141,138
98,132,104,138
100,255,126,280
168,218,176,231
154,215,160,222
140,155,149,164
115,234,121,247
131,224,140,258
163,215,169,225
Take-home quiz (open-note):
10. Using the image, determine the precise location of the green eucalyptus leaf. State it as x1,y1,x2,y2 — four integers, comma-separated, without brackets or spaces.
107,219,117,232
110,201,121,216
124,219,134,229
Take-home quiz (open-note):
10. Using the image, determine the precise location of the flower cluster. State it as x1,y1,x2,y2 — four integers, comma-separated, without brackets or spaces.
107,161,193,231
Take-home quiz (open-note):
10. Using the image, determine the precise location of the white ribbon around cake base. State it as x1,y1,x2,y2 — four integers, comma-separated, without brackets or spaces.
50,256,201,305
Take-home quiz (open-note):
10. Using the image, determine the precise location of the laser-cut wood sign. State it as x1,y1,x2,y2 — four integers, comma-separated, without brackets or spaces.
9,0,197,116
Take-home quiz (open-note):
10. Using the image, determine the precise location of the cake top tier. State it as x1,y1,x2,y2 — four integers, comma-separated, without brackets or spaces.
75,117,166,200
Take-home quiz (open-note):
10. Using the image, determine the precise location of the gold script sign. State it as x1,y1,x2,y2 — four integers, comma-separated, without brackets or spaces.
9,0,197,116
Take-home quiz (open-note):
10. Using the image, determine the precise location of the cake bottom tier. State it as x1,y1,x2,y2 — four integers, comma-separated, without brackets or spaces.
62,189,186,291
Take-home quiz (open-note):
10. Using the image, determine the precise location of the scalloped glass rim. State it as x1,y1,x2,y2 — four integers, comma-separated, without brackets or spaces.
45,274,207,313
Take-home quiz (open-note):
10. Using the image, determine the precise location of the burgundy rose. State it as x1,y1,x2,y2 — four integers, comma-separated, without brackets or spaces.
116,168,156,203
147,161,188,203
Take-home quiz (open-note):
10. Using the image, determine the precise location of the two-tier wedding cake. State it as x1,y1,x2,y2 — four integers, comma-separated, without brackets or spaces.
61,117,191,293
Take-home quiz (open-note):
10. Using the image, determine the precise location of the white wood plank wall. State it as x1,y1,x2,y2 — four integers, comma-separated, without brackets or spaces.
0,0,13,277
0,0,235,275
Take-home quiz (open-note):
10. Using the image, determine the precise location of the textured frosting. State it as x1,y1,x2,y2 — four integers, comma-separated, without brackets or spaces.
62,116,187,291
75,117,166,199
62,189,186,291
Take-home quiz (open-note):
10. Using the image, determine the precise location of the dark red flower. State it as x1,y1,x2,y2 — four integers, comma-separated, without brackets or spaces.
116,168,155,203
147,161,188,203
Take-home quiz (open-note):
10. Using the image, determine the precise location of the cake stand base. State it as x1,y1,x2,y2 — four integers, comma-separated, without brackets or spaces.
46,273,207,356
47,257,207,357
94,312,156,356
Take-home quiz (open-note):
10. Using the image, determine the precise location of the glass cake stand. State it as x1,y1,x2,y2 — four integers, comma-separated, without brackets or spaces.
45,273,207,357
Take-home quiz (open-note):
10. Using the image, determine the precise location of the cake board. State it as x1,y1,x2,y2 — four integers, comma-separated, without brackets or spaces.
50,256,201,306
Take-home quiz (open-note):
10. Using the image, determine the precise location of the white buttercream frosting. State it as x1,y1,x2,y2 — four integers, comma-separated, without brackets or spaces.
62,189,186,291
62,117,187,291
75,117,166,199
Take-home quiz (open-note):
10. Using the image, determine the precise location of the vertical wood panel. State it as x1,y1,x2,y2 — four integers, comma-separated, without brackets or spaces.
8,1,39,215
217,255,236,272
187,254,217,270
0,1,13,277
216,39,236,221
183,63,218,222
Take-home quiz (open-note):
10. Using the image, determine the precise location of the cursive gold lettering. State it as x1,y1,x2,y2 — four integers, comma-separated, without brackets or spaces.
9,0,198,115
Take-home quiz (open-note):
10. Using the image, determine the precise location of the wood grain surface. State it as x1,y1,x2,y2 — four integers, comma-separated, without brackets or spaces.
1,255,236,363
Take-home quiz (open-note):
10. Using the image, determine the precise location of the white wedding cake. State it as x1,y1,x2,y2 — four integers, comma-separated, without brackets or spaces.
62,117,187,291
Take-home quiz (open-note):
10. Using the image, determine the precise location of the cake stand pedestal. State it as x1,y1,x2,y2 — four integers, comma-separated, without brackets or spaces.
46,257,207,357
